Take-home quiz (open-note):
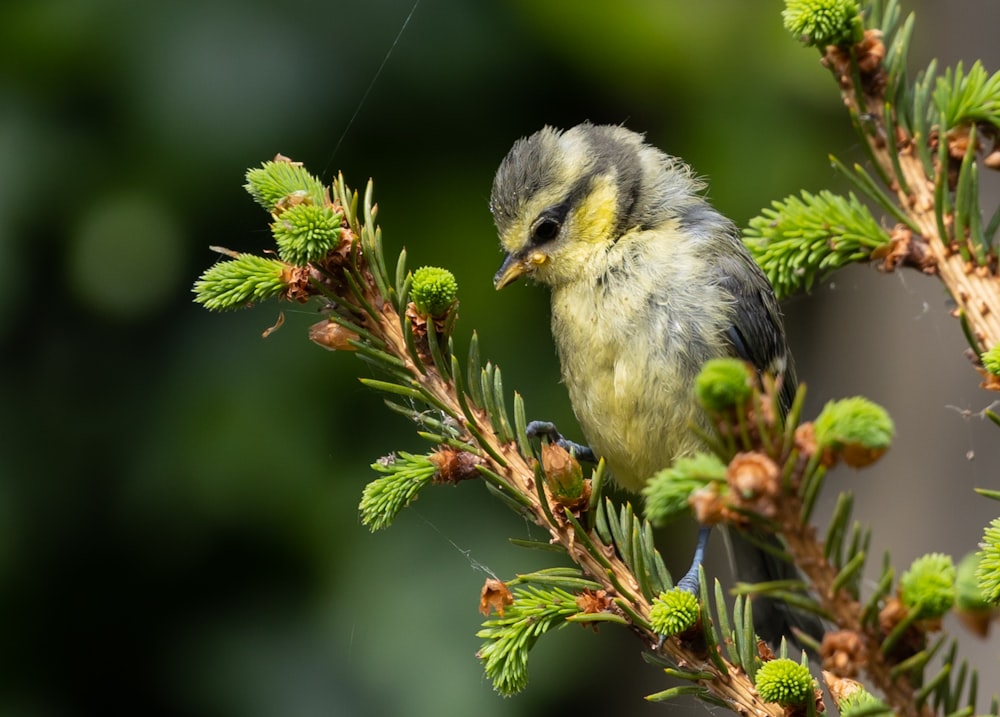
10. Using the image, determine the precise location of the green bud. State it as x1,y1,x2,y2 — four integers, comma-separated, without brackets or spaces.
643,453,727,526
837,686,890,717
694,358,754,413
244,158,328,212
813,397,894,467
755,657,814,706
192,253,288,311
648,588,699,637
900,553,956,618
976,517,1000,605
411,266,459,317
359,452,438,532
982,343,1000,376
956,551,991,611
782,0,860,47
271,203,343,266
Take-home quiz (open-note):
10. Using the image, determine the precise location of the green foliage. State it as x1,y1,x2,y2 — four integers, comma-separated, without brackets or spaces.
982,343,1000,376
476,586,582,696
754,657,814,706
955,552,991,611
642,453,726,526
976,517,1000,604
272,203,343,266
813,396,894,458
197,33,998,700
410,266,458,316
823,492,871,598
649,588,700,636
837,686,892,717
744,190,891,299
646,575,766,703
900,553,956,618
359,452,438,531
244,159,328,212
694,358,754,413
782,0,860,47
192,253,288,310
593,497,673,600
933,61,1000,131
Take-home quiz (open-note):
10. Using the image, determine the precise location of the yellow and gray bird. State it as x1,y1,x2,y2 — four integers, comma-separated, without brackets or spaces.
490,122,815,645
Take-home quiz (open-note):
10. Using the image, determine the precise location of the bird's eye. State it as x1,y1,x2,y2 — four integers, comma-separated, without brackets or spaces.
531,217,561,244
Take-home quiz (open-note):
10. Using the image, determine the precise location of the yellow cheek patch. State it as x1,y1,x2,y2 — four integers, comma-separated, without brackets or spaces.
529,252,548,266
572,174,619,245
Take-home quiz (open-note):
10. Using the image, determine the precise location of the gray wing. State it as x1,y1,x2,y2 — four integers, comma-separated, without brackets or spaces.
716,242,824,647
717,245,797,414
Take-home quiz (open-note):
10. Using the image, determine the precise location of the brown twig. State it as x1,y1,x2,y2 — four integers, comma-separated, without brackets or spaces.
779,503,928,715
720,385,926,715
356,264,786,715
829,37,1000,365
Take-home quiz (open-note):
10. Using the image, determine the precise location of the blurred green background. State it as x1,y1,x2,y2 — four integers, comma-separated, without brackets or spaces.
2,1,999,715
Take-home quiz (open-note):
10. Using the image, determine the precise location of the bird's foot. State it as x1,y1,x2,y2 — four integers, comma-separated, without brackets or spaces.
525,421,597,463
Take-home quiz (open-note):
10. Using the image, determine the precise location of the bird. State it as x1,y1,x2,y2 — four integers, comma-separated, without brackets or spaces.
489,122,818,646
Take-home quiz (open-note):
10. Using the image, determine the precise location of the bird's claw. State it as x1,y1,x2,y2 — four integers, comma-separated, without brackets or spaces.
525,420,563,443
525,420,597,463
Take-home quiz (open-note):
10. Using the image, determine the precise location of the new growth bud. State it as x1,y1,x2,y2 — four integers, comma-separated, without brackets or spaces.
900,553,956,619
754,657,815,706
649,588,700,637
694,358,754,413
411,266,459,317
813,397,894,468
782,0,861,47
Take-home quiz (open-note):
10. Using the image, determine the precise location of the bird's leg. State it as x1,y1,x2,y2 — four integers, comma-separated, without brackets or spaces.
676,525,713,594
654,526,713,649
525,421,597,463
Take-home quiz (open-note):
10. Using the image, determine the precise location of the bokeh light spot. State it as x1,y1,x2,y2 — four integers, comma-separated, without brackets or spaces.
68,191,184,320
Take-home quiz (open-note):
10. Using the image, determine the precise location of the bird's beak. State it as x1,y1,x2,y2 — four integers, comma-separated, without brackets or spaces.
493,253,528,289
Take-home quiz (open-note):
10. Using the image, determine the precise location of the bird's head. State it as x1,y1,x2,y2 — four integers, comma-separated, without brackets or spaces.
489,123,697,290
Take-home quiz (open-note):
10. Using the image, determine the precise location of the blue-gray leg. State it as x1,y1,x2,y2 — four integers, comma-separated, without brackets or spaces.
655,525,713,648
676,525,713,594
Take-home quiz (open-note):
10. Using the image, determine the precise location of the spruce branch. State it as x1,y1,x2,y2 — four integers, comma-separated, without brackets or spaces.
476,584,584,696
205,156,986,714
754,0,1000,388
193,20,1000,702
193,252,291,310
359,451,440,531
744,189,892,298
644,358,988,714
194,157,801,714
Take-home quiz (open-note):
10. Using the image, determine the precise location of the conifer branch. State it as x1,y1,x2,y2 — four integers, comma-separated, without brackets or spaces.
194,149,996,714
750,0,1000,392
191,3,1000,713
194,156,798,713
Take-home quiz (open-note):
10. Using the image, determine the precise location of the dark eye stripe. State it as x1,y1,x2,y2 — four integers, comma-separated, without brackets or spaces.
528,169,600,246
529,200,571,245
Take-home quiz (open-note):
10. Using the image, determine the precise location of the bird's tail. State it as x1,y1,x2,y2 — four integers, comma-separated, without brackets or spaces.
721,525,826,649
